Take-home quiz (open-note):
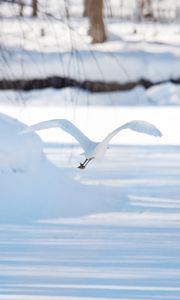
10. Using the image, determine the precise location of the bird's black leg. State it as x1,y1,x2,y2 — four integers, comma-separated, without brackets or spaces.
84,157,93,167
78,159,88,169
77,158,94,169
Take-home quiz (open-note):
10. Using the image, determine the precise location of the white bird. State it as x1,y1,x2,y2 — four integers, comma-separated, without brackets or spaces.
20,119,162,169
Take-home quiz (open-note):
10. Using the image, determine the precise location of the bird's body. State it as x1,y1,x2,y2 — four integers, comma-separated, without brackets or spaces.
21,119,162,169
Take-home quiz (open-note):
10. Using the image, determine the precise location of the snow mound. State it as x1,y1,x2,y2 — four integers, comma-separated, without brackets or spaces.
0,113,118,223
0,113,44,172
147,82,180,105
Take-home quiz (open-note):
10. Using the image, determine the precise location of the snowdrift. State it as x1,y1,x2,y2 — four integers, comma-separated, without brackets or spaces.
0,113,43,173
0,113,117,224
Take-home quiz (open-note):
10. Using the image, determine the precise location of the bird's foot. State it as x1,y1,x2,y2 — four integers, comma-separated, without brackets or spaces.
77,163,85,169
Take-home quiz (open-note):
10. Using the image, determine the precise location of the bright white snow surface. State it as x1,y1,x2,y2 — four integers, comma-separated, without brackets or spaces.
1,87,180,298
1,2,180,299
0,113,43,173
0,113,121,223
1,1,180,83
0,83,179,228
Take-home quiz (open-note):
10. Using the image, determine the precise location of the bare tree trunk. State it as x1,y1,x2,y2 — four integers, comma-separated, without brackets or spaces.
143,0,153,19
19,0,24,17
86,0,106,43
136,0,143,21
83,0,89,17
136,0,153,21
32,0,38,17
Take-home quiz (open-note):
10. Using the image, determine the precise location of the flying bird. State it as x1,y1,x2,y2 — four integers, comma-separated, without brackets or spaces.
20,119,162,169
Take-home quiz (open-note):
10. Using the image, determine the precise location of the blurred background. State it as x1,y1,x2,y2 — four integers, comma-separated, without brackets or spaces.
0,0,180,155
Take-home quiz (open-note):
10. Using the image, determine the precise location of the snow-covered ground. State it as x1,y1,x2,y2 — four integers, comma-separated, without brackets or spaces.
1,1,180,299
1,1,180,83
1,81,180,106
1,95,180,298
1,220,180,300
1,108,180,299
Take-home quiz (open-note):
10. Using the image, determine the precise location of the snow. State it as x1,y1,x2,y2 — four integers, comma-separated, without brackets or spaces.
147,82,180,105
1,4,180,83
0,115,85,223
0,113,43,173
1,39,180,82
0,113,132,223
1,220,180,300
1,1,180,299
1,104,180,299
1,82,180,108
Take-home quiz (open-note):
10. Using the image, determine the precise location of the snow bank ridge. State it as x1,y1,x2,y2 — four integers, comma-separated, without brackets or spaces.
0,113,44,173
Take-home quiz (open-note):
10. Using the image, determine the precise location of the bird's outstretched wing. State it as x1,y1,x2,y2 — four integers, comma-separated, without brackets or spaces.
20,119,93,152
102,120,162,145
